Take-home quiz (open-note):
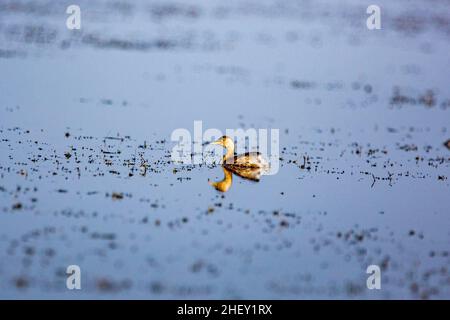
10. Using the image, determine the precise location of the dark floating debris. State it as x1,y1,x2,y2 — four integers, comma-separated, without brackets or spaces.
12,202,23,210
111,192,124,200
14,276,29,289
389,87,441,109
444,140,450,150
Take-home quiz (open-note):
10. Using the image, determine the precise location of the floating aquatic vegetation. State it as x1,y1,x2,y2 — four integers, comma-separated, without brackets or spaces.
445,140,450,150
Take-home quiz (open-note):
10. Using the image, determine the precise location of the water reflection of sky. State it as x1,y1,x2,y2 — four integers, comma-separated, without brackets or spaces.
0,0,449,299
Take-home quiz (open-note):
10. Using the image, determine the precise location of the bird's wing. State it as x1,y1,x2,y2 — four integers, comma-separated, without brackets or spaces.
227,152,266,167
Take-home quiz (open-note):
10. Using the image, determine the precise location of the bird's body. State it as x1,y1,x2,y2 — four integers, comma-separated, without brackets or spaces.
224,152,267,168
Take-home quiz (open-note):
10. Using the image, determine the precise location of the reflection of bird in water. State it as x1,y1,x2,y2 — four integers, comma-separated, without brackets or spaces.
209,136,270,192
209,167,233,192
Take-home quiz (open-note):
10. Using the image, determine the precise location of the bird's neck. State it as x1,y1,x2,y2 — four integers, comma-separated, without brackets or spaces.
223,143,235,161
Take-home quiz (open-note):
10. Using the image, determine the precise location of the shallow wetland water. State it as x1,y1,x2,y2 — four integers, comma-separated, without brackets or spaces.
0,0,449,299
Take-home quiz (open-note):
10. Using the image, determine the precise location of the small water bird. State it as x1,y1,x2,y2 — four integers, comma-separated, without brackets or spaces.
210,136,270,182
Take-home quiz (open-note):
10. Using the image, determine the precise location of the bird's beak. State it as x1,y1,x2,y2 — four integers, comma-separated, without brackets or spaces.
210,141,220,145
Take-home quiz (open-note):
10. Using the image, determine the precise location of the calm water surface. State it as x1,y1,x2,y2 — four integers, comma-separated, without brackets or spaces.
0,0,449,299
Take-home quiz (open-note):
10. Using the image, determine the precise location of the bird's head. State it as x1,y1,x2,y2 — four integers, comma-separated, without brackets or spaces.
211,136,234,150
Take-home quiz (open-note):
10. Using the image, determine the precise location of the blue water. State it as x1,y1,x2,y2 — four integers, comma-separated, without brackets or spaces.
0,0,449,299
